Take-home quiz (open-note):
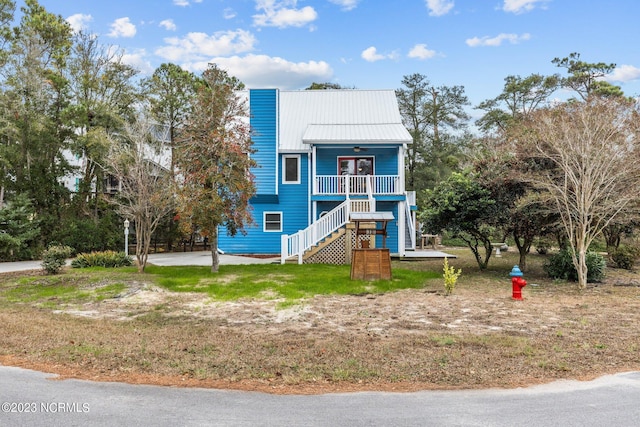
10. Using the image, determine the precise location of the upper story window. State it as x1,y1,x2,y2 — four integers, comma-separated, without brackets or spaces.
283,155,300,184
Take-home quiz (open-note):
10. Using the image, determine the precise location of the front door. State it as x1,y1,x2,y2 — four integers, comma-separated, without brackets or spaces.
338,157,373,194
338,157,373,176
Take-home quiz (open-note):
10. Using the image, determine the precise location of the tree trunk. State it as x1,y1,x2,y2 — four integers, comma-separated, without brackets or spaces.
512,232,532,272
576,248,587,290
135,220,151,274
210,232,219,273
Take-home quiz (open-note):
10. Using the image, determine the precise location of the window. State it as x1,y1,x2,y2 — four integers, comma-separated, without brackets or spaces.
264,212,282,232
337,157,373,176
283,155,300,184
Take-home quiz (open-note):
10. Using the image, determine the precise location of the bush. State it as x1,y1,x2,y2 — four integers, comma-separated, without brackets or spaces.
41,245,74,274
71,251,133,268
609,245,640,270
534,238,552,255
544,248,606,282
442,257,462,295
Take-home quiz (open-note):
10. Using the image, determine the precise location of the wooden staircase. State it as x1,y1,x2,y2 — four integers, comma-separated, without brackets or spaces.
283,227,347,264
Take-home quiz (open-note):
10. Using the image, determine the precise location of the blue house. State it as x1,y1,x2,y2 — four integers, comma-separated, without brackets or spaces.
217,89,417,263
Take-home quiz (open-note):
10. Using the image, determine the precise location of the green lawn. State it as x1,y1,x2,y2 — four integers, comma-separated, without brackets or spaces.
146,263,440,302
0,263,441,308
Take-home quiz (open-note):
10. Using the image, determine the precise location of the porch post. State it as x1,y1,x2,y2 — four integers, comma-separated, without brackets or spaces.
398,200,406,257
281,234,288,264
398,145,406,193
311,145,317,196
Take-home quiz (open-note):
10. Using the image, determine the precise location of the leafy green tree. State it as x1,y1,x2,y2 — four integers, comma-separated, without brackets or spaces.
473,72,565,270
175,64,256,272
53,201,122,253
552,52,624,100
476,73,560,134
396,74,430,191
419,172,501,269
143,63,198,177
305,82,353,90
396,74,470,193
0,194,40,260
0,0,74,245
66,31,140,215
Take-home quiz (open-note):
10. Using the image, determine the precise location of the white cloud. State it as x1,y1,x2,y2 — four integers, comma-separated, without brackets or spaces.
155,29,257,62
253,0,318,28
173,0,203,6
66,13,93,33
466,33,531,47
223,8,237,19
605,65,640,83
361,46,387,62
328,0,360,11
502,0,549,14
159,19,177,31
185,54,333,90
408,44,436,60
121,49,154,75
425,0,454,17
108,17,137,38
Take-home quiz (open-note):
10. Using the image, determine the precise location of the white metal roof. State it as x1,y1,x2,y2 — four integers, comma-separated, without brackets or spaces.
302,123,412,144
277,89,412,152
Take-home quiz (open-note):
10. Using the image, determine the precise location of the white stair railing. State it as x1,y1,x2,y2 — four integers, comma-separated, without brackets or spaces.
404,197,416,249
281,200,350,264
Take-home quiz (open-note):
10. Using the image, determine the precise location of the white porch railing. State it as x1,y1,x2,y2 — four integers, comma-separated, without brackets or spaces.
280,197,379,264
404,198,416,249
281,200,350,264
315,175,402,196
406,190,416,206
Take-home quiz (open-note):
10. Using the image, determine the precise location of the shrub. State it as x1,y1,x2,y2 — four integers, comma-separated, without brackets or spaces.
544,248,606,282
71,251,133,268
534,238,552,255
442,257,462,295
41,245,74,274
609,245,640,270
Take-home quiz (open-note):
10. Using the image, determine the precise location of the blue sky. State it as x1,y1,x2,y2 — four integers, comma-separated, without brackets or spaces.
33,0,640,114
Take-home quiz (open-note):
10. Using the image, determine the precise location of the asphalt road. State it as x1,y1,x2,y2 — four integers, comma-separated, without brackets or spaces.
1,366,639,426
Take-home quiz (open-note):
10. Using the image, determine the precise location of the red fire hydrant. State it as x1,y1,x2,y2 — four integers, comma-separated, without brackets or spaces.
510,265,527,300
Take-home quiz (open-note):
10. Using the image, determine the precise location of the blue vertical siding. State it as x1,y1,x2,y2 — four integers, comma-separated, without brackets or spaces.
250,89,278,195
218,153,310,254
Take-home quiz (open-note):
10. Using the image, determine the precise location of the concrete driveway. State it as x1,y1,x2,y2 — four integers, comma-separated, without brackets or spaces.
146,251,279,266
0,251,279,274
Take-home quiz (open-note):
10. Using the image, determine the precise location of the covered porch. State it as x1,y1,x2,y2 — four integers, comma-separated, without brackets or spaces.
314,174,403,196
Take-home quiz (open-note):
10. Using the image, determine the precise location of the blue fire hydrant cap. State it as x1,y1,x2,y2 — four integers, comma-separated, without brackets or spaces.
510,265,523,277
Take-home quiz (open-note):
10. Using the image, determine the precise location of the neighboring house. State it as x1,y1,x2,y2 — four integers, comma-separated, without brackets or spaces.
217,88,418,263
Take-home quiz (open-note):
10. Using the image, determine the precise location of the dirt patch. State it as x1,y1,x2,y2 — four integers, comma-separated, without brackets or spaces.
1,259,640,394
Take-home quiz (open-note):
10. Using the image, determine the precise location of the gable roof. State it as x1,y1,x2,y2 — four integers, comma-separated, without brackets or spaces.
278,89,412,152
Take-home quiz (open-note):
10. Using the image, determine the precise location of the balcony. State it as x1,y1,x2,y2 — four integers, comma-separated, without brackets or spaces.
314,175,403,196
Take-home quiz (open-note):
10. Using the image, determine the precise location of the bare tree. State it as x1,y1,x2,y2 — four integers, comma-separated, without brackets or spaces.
105,114,175,273
519,97,640,289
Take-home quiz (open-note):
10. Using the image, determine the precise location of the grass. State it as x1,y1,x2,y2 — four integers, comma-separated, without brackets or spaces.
146,263,439,302
0,273,127,307
0,262,439,309
0,247,639,394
